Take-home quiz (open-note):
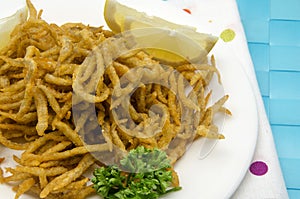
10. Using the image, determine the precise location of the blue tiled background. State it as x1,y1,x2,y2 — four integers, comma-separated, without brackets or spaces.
236,0,300,198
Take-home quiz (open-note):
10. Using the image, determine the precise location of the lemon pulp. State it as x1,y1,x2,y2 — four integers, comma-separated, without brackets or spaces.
104,0,218,64
0,5,28,50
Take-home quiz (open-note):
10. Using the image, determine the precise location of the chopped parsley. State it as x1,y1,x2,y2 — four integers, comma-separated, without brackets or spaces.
92,146,181,199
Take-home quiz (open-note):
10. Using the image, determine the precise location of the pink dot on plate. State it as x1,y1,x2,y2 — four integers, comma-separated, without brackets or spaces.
249,161,268,176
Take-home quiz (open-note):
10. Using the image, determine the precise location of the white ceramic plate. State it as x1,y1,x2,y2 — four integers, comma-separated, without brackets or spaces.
0,0,258,198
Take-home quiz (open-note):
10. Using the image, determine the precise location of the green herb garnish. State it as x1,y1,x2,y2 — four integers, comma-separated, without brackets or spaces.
92,146,181,199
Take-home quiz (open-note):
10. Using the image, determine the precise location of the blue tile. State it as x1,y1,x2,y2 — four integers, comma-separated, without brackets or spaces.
263,96,270,117
237,0,270,20
288,189,300,199
270,45,300,71
255,70,269,96
279,158,300,189
269,98,300,125
248,43,269,71
271,0,300,20
270,71,300,99
242,20,270,43
270,20,300,46
272,125,300,159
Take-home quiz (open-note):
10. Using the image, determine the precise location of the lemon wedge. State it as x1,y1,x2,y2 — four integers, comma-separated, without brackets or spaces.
104,0,218,64
0,4,28,50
